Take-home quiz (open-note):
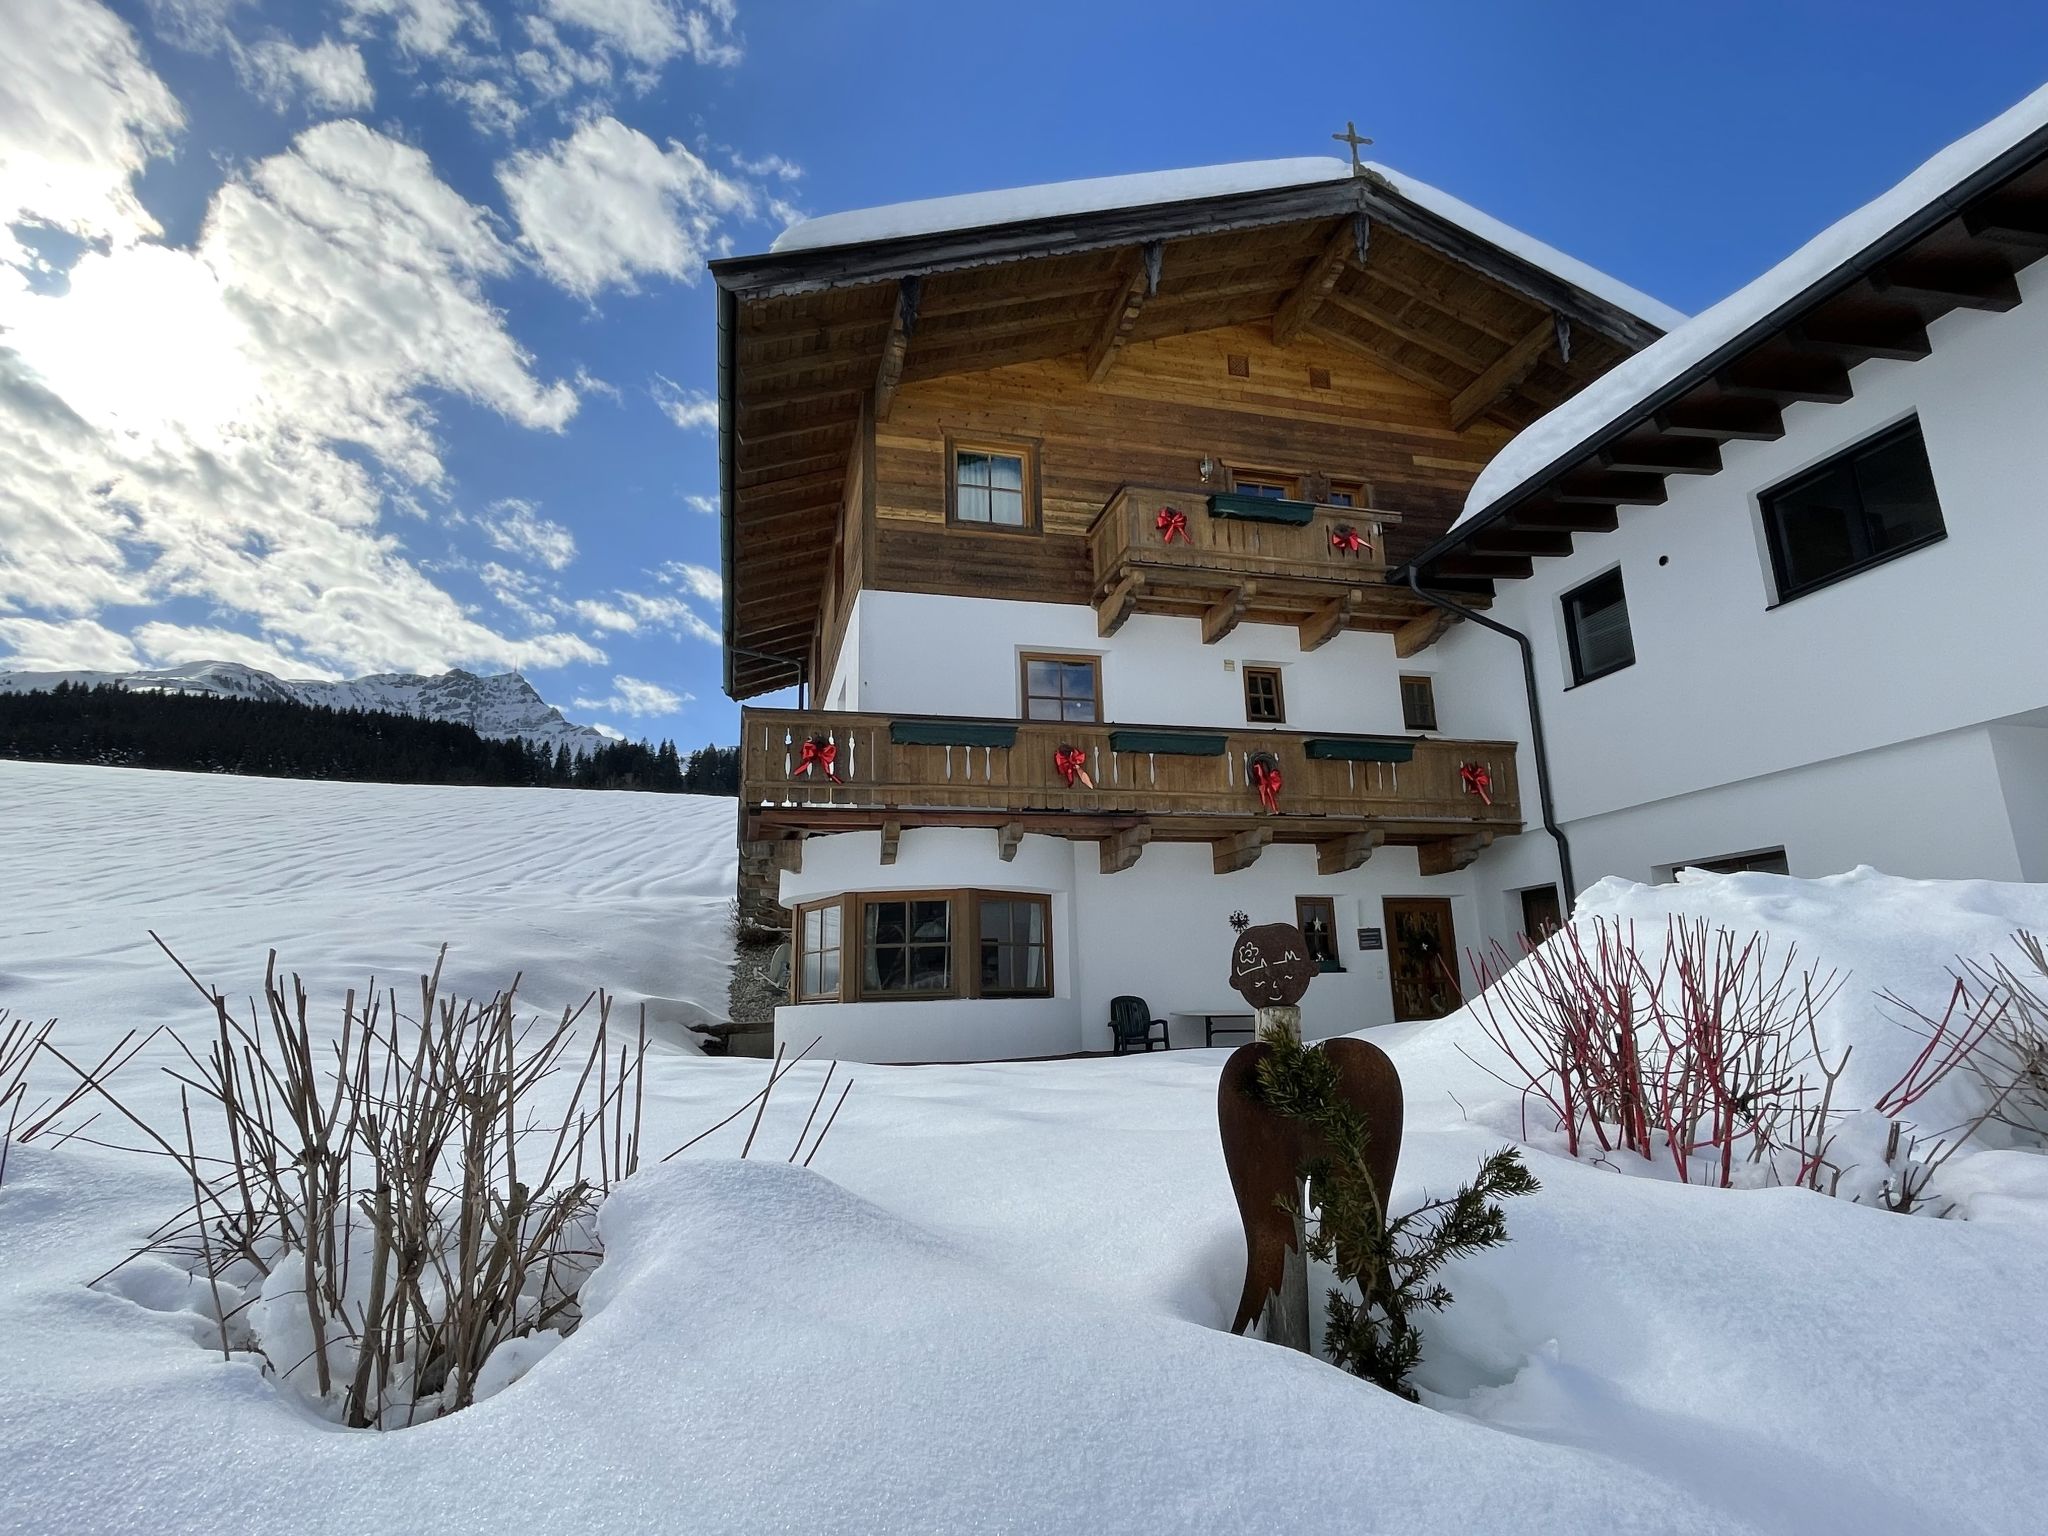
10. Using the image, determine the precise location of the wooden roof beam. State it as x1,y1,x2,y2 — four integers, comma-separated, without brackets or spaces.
1872,252,2021,312
1272,214,1367,347
1321,290,1489,371
1100,824,1151,875
1497,502,1620,533
1084,241,1163,382
1467,527,1576,558
1449,314,1556,431
1418,830,1493,877
1302,318,1458,398
1201,582,1253,644
1298,590,1361,652
1717,354,1854,406
1552,471,1668,507
872,276,921,422
1653,397,1786,441
1393,608,1457,658
1963,194,2048,250
1596,437,1723,475
1789,309,1932,363
1432,552,1534,581
1211,826,1273,875
1316,829,1384,875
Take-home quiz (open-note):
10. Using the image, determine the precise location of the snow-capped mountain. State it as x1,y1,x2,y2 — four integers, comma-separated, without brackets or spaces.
0,661,618,754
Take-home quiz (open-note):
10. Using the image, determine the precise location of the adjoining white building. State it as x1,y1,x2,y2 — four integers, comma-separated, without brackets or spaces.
715,87,2048,1064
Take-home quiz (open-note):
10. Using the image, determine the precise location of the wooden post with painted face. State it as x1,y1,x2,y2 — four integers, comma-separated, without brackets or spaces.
1223,918,1318,1352
1216,912,1405,1357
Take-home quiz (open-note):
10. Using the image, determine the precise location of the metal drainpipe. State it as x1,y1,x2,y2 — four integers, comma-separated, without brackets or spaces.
1404,567,1576,910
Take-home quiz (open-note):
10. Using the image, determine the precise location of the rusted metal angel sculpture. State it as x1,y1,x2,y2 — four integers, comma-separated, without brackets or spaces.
1215,913,1404,1347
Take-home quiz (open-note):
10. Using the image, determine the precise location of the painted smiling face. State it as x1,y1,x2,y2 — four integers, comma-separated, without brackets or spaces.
1227,922,1317,1009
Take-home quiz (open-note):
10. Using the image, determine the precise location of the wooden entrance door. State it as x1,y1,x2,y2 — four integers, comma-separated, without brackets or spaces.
1383,897,1461,1022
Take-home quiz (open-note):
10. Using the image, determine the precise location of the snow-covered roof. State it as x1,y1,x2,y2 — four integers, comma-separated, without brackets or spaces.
1449,83,2048,535
769,157,1683,330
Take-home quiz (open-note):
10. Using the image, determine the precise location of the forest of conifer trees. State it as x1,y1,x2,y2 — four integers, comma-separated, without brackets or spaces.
0,683,739,795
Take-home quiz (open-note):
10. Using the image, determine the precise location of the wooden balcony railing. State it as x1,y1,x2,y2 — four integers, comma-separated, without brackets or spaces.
742,707,1520,875
1086,486,1428,646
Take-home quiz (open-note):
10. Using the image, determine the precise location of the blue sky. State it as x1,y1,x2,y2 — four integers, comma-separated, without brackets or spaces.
2,2,2044,745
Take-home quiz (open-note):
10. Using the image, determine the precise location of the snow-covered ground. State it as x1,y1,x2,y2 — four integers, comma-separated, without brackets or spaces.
4,761,2046,1534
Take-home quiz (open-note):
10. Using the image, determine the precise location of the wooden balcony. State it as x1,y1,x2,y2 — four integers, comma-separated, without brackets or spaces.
1087,485,1439,650
741,707,1520,878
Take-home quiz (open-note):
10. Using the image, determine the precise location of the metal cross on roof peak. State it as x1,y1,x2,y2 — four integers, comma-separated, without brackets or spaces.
1332,121,1373,175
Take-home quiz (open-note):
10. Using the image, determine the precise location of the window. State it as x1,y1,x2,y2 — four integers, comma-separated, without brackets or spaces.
1230,469,1298,500
1324,482,1367,509
1562,568,1635,685
861,896,952,996
1243,665,1285,724
1400,674,1437,733
785,889,1056,1004
1666,847,1790,880
1519,886,1563,943
978,895,1051,996
947,440,1036,529
1020,653,1101,722
1295,896,1341,972
1760,419,1945,601
795,900,843,1000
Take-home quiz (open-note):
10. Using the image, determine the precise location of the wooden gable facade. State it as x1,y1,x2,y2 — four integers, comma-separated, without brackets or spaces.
714,171,1671,700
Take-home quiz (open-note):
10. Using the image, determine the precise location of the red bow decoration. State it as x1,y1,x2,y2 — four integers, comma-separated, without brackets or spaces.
1054,744,1094,789
1330,524,1368,556
1155,506,1190,544
1248,751,1283,815
791,734,842,783
1460,761,1493,806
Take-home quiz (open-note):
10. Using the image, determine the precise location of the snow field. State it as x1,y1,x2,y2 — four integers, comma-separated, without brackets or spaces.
2,761,2046,1533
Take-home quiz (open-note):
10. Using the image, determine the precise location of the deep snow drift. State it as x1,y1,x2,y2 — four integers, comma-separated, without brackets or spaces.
3,761,2045,1534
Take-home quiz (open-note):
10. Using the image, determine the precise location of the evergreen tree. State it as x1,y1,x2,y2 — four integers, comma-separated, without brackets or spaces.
1253,1029,1539,1399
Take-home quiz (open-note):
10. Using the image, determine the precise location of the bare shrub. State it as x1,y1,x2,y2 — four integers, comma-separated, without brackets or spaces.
43,940,854,1429
1,1010,56,1188
1465,916,1841,1188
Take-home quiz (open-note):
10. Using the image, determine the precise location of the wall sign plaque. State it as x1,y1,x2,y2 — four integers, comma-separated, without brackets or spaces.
1357,927,1384,951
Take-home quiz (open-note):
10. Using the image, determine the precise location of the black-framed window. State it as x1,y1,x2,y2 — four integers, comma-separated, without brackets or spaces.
1562,568,1634,685
1243,665,1285,723
978,895,1051,996
1759,419,1945,601
862,897,952,995
1400,674,1437,732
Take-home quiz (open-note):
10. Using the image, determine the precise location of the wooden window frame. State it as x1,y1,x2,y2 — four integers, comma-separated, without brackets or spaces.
1562,567,1635,686
1226,466,1301,499
1399,673,1437,733
1758,417,1946,603
974,892,1055,999
1295,896,1342,973
1323,480,1370,509
1019,651,1103,723
945,436,1041,533
792,896,846,1002
1242,664,1286,725
789,889,1056,1004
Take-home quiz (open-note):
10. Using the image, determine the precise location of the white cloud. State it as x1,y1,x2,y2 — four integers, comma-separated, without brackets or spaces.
540,0,741,68
0,616,142,672
499,116,751,299
133,621,342,679
0,0,184,267
681,492,717,515
653,560,721,604
651,374,717,432
441,75,525,136
572,673,688,716
0,16,595,679
474,499,577,570
239,37,377,112
338,0,490,62
729,150,800,182
572,596,637,632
